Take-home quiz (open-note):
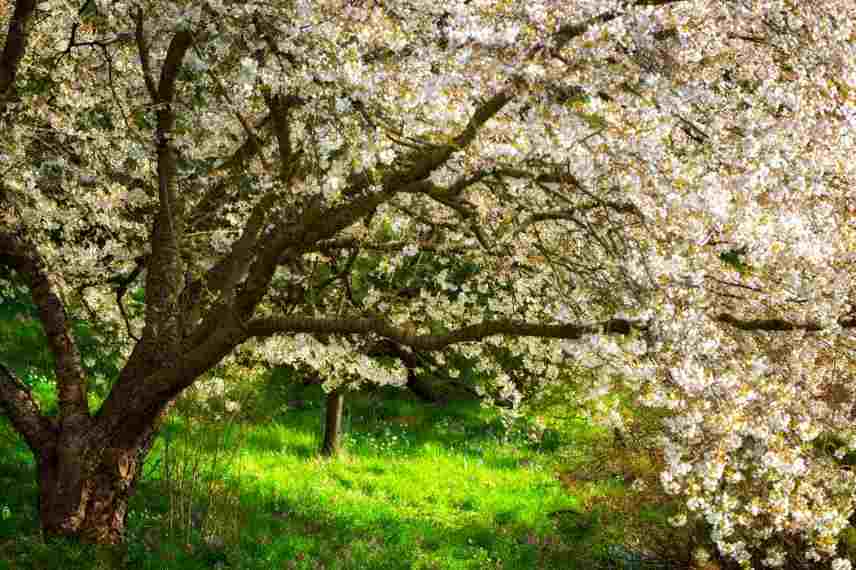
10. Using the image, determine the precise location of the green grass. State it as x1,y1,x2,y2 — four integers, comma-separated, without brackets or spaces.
0,376,689,570
131,385,587,569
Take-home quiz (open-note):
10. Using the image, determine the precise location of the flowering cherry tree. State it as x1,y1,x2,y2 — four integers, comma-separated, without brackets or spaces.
0,0,854,564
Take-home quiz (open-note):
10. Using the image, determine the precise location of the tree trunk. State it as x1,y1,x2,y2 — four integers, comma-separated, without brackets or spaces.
320,390,345,457
34,398,169,546
37,442,141,545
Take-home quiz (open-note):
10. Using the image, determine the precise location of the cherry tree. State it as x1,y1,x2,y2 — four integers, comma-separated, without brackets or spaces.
0,0,854,565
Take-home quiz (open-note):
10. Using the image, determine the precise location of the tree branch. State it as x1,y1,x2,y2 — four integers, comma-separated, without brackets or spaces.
132,7,158,101
0,0,37,110
0,232,90,422
110,259,144,342
716,313,856,332
266,92,304,183
243,315,647,352
0,363,57,453
316,237,476,257
142,28,193,349
156,30,193,110
513,201,638,238
181,191,280,346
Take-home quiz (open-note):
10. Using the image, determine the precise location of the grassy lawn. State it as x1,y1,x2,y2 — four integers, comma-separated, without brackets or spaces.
0,372,687,570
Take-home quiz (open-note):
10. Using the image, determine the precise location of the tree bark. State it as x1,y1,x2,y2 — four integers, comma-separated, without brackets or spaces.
35,404,170,546
37,442,141,545
320,389,345,457
0,363,166,546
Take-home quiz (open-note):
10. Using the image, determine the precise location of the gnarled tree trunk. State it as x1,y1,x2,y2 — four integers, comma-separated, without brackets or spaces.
1,360,170,545
37,440,142,544
35,401,168,544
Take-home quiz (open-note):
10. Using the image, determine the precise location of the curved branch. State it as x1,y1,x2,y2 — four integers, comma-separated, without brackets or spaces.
244,315,647,352
156,30,193,108
551,0,687,53
0,363,57,453
110,259,144,342
0,232,89,422
514,201,639,238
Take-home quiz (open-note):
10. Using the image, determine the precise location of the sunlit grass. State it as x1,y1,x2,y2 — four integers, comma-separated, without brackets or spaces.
124,387,588,569
0,375,689,569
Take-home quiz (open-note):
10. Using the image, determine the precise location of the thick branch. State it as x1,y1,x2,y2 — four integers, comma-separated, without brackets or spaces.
554,13,623,51
0,363,57,453
156,30,193,109
716,313,856,332
552,0,687,52
344,89,514,197
142,29,193,348
244,315,647,352
132,8,157,100
95,315,245,439
235,189,393,315
266,93,303,183
0,0,37,109
399,170,492,203
181,192,280,346
0,232,89,422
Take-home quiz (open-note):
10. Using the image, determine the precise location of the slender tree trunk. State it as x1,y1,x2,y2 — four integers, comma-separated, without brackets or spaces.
320,390,345,457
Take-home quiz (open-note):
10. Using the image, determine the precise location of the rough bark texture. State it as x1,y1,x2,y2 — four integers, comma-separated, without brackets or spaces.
321,390,345,457
0,363,57,451
38,444,135,544
1,359,168,544
35,399,172,544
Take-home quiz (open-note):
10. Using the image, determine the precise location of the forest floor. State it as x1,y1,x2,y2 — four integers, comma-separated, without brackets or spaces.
0,371,694,570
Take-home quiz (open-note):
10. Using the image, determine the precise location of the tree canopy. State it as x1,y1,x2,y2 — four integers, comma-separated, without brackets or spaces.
0,0,854,564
